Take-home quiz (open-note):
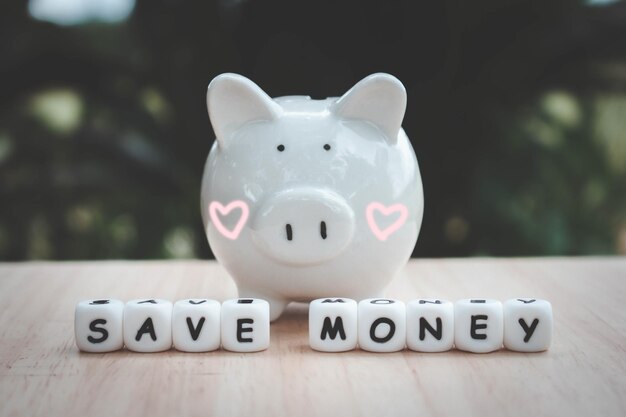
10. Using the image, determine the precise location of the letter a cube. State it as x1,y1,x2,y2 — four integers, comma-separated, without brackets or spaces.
124,299,173,353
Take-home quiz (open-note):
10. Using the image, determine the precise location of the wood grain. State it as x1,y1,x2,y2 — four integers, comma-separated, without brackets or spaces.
0,258,625,417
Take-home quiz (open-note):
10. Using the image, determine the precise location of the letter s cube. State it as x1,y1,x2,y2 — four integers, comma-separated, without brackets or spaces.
75,299,124,353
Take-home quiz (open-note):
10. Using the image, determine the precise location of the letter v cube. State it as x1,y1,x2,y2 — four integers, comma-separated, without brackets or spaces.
309,298,357,352
172,299,221,352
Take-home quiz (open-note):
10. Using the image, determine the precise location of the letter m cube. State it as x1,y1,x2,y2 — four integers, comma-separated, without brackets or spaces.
309,298,357,352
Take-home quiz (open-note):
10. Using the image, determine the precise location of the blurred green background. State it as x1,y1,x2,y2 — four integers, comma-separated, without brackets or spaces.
1,0,625,260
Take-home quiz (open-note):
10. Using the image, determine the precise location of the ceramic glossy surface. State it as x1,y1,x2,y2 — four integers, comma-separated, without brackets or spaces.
201,73,424,320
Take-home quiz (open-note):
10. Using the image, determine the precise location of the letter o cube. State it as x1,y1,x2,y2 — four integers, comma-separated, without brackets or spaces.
221,298,270,352
172,299,221,352
123,299,173,353
406,299,454,352
309,298,358,352
454,299,503,353
358,298,406,352
504,298,552,352
75,299,124,353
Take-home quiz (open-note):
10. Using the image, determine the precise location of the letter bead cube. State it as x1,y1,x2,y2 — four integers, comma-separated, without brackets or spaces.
123,299,173,353
221,298,270,352
504,298,553,352
454,299,503,353
75,299,124,353
406,299,454,352
309,298,358,352
358,298,406,352
172,299,221,352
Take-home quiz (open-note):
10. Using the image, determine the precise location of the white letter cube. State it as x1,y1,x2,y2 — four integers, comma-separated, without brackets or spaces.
172,299,221,352
358,298,406,352
406,299,454,352
454,299,503,353
75,299,124,353
123,299,173,352
309,298,357,352
504,298,552,352
221,298,270,352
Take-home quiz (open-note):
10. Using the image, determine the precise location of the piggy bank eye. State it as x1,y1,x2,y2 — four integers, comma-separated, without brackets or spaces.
277,144,285,152
323,144,331,151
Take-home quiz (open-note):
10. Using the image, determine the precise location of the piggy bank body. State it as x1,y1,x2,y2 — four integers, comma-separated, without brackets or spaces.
201,73,424,320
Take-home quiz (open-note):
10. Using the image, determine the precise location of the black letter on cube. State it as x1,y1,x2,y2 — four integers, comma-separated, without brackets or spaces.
135,317,158,341
419,300,441,304
370,299,395,305
87,319,109,343
470,315,488,340
237,318,254,342
419,317,442,341
518,318,539,342
320,317,346,340
370,317,396,343
186,317,206,341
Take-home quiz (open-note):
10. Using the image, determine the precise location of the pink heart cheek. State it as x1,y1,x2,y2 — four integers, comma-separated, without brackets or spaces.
366,202,408,241
208,200,249,240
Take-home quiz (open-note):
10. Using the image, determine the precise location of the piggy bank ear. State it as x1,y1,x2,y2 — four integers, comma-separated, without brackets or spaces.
332,73,406,143
207,73,282,147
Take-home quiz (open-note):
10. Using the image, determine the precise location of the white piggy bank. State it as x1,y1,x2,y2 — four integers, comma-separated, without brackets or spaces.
201,73,424,321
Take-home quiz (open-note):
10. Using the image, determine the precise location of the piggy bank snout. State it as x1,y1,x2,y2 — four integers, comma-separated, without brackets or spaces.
251,188,355,266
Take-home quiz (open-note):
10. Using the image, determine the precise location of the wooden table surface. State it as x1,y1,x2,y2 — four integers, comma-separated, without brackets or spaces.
0,258,625,417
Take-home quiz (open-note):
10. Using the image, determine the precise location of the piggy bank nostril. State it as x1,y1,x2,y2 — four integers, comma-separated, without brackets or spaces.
285,224,293,241
320,221,327,240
